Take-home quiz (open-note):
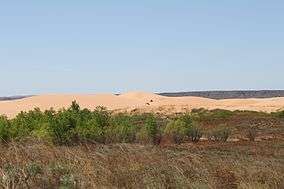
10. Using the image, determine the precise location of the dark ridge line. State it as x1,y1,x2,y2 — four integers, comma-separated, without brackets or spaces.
158,90,284,99
0,95,33,101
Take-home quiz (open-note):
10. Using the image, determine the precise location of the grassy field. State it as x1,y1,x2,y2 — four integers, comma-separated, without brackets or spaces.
0,102,283,189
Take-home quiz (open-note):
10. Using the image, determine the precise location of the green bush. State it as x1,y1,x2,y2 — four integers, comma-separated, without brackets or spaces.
136,127,149,144
31,122,52,141
209,125,231,142
92,107,110,127
144,115,159,144
179,113,193,125
10,108,47,139
187,125,203,143
76,107,110,143
106,113,138,143
49,109,78,145
164,119,189,144
76,118,105,143
210,109,234,119
0,115,10,142
272,110,284,118
191,109,233,121
136,114,161,145
164,114,196,144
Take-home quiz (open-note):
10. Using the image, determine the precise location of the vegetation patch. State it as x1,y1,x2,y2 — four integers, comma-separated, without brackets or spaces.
0,102,283,188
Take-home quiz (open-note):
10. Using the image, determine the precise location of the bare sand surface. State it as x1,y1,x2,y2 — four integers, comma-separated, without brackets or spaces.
1,92,284,118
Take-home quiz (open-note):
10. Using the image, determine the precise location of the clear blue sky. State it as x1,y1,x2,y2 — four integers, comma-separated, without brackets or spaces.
0,1,283,96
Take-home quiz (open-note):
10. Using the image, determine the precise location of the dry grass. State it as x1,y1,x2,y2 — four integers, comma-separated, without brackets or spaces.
0,139,283,189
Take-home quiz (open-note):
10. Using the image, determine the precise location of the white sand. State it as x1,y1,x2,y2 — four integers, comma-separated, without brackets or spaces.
1,91,284,118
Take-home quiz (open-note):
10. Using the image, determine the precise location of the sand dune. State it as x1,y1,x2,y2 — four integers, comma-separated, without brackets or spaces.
1,92,284,118
119,91,164,100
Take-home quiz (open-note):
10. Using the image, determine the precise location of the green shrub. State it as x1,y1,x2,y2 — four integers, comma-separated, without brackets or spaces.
144,115,159,144
130,113,162,144
106,113,138,143
31,122,52,141
187,125,203,143
49,110,78,144
136,126,148,144
164,119,189,144
76,107,109,143
76,118,105,143
209,125,231,142
191,109,233,121
179,113,193,125
272,110,284,118
210,109,234,119
0,115,10,142
136,118,161,145
92,107,110,127
164,114,196,144
10,108,47,139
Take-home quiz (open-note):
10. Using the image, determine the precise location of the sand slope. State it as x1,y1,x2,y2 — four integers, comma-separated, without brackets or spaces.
1,92,284,118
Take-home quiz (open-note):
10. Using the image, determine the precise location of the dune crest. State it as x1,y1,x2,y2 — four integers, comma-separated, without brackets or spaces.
119,91,163,100
1,92,284,118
